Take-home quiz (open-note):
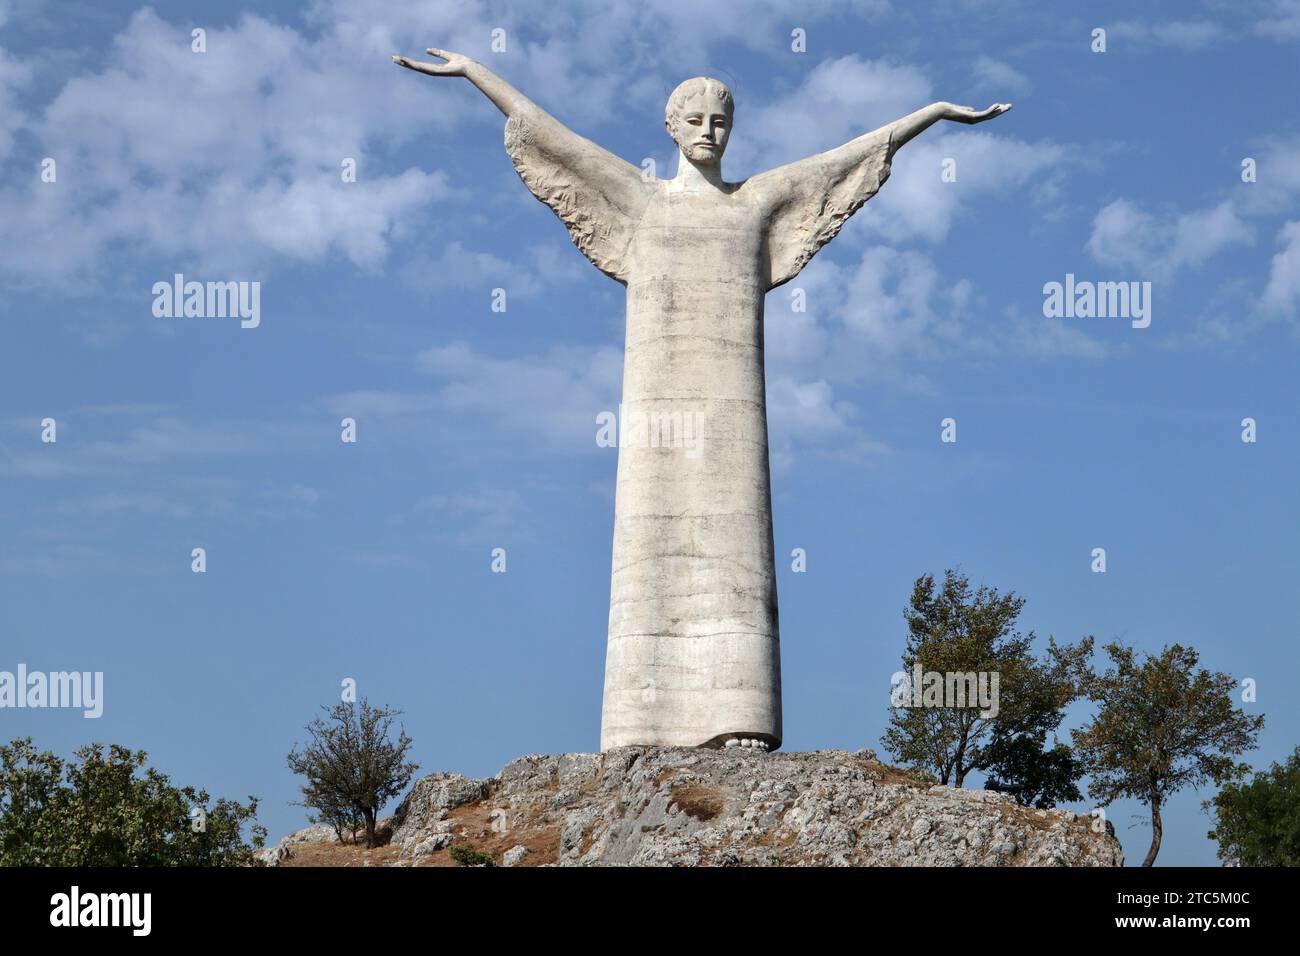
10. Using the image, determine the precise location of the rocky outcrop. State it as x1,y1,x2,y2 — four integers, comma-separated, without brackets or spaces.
255,818,399,866
254,822,339,865
382,747,1123,867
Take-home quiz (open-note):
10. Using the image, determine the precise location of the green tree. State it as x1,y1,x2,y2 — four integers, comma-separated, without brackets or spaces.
287,698,418,848
0,737,265,866
1072,643,1264,867
1206,746,1300,866
982,732,1083,809
881,569,1091,788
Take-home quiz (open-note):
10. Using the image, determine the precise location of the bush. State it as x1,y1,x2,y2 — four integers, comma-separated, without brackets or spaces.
0,737,265,866
286,698,418,848
1207,746,1300,866
449,844,495,867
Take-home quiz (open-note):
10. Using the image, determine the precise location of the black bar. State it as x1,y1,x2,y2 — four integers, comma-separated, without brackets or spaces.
0,865,1273,940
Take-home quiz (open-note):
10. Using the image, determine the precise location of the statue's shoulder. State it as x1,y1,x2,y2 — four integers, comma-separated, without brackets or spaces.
732,171,785,210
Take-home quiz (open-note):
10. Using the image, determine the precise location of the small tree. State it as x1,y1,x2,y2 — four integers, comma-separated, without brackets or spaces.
286,698,418,848
0,737,265,866
881,570,1091,788
1206,746,1300,866
1072,643,1264,867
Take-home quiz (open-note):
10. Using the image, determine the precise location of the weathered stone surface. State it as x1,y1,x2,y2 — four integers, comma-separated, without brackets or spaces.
386,747,1121,867
391,772,491,854
502,845,530,867
254,822,340,866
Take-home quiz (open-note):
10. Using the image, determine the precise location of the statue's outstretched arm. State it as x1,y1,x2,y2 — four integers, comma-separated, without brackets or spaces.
392,48,655,284
749,101,1012,289
392,48,536,118
885,101,1012,150
762,101,1014,197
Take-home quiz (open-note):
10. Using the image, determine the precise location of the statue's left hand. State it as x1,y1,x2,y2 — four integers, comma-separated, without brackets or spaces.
943,102,1013,124
391,47,472,78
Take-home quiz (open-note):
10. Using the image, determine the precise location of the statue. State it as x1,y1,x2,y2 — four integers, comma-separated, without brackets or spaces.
394,48,1011,753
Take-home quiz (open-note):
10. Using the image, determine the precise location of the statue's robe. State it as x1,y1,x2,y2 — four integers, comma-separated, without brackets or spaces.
503,106,896,750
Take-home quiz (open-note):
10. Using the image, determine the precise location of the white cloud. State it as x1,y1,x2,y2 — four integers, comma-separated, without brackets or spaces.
1083,136,1300,337
417,488,524,528
863,130,1071,245
414,488,529,547
1234,134,1300,216
80,417,268,465
837,246,969,356
734,55,933,176
0,8,457,285
0,30,30,158
322,390,440,420
1086,199,1254,279
1003,308,1109,360
0,414,293,477
970,56,1032,96
1111,19,1228,51
1254,0,1300,39
401,241,543,297
766,377,857,438
764,238,1107,402
0,2,906,290
765,374,890,472
50,492,196,519
415,340,623,451
1262,220,1300,317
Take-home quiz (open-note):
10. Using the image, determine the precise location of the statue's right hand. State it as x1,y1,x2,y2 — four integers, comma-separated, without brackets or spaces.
942,102,1013,124
391,47,471,77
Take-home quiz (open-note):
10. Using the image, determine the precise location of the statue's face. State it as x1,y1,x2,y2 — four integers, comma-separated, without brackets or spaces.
668,91,731,165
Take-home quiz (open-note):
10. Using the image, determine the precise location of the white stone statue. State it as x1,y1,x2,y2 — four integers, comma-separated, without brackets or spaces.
394,48,1011,753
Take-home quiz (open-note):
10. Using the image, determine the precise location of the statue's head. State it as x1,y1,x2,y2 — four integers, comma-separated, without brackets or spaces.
664,77,733,166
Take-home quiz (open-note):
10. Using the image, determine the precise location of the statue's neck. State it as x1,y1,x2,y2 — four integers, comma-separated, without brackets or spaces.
672,154,726,192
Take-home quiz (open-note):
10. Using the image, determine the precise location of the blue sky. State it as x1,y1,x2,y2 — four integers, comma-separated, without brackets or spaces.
1,0,1297,866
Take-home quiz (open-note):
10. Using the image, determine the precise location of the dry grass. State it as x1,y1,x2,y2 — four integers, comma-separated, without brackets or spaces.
275,840,406,867
865,762,932,789
669,784,725,821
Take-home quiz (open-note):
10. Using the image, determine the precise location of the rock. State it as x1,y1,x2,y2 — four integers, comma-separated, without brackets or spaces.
254,844,288,866
254,822,342,866
412,833,454,858
378,747,1123,867
391,772,490,853
503,845,530,866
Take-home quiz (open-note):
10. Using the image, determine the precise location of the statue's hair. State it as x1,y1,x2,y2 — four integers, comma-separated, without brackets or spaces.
664,77,734,133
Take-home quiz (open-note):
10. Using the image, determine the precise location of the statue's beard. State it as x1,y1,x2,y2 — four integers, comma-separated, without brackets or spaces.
681,143,723,165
